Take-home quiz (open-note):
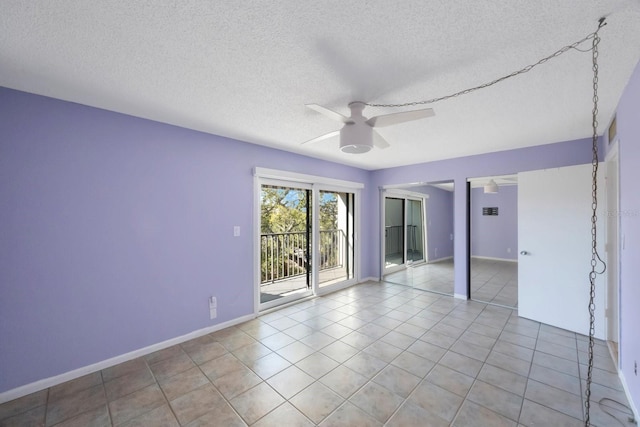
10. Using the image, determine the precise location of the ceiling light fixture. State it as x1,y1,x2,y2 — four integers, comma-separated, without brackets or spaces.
484,179,499,194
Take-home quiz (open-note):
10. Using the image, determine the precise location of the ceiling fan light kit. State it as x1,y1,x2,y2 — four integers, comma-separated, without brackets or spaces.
484,179,499,193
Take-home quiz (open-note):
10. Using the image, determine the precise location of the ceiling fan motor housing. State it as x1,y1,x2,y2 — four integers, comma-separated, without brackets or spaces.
340,121,373,153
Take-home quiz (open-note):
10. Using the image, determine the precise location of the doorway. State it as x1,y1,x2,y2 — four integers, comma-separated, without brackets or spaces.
468,175,519,308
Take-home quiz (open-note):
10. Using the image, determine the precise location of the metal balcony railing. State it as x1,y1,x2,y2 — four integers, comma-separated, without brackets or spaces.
260,229,346,285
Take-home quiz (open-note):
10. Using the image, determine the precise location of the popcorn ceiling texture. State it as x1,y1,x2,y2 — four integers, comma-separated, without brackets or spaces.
1,0,639,169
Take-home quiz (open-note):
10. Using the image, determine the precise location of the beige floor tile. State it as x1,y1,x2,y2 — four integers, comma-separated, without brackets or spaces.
524,379,584,420
282,323,315,340
252,402,314,427
232,341,272,365
529,363,581,396
118,404,178,427
320,340,359,363
452,400,517,427
362,340,403,363
467,380,523,422
532,350,579,377
248,351,291,379
211,366,262,400
425,365,474,397
386,400,449,427
343,352,387,379
340,330,377,350
199,353,245,381
372,364,421,398
290,382,344,424
182,340,228,365
349,382,404,423
486,350,531,377
320,322,352,339
438,351,483,378
108,384,164,426
144,345,185,365
183,402,246,427
102,358,148,383
148,352,195,382
390,351,435,378
48,373,102,403
408,381,464,422
319,365,368,399
406,340,447,363
276,341,315,364
450,339,491,362
266,366,315,399
260,331,297,351
477,364,527,396
519,399,583,427
104,366,155,401
295,352,339,379
318,401,382,427
0,405,46,427
169,384,225,425
299,331,336,351
230,382,284,425
157,366,209,401
0,389,47,421
46,384,106,426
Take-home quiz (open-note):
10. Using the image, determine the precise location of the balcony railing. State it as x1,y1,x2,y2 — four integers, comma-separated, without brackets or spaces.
260,229,345,285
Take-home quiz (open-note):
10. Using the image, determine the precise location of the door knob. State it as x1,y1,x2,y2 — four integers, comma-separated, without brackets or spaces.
520,251,529,255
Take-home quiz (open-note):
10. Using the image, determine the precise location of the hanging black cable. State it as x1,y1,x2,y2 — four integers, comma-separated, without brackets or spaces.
585,17,608,427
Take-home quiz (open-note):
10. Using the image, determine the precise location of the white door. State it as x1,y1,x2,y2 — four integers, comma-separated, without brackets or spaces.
518,164,605,338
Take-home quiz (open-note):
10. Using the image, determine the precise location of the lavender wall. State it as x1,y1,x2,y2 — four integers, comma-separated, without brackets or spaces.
414,185,454,260
0,87,371,393
370,139,597,296
471,186,518,260
612,59,640,414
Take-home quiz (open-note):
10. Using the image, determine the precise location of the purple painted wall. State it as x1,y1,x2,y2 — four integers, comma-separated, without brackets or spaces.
0,87,371,393
370,138,597,296
471,186,518,260
611,59,640,414
414,185,454,260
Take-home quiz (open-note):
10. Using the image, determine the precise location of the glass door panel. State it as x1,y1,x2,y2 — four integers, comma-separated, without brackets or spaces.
318,191,355,288
407,199,425,263
260,184,312,305
384,197,405,268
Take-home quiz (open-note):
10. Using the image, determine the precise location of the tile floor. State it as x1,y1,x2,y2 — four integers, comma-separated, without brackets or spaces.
0,281,635,426
470,258,518,308
384,259,455,296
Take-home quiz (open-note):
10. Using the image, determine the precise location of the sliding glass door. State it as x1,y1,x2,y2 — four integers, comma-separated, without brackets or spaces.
260,183,313,306
257,173,360,311
384,195,426,274
318,190,355,288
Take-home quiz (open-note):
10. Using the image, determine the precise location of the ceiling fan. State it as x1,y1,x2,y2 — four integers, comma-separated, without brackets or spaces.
302,101,435,154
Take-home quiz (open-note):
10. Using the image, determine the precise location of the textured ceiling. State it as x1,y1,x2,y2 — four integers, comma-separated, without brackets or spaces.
2,1,640,170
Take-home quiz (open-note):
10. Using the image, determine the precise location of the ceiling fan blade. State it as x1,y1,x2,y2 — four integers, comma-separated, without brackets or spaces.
306,104,352,123
372,130,390,149
367,108,435,128
301,130,340,145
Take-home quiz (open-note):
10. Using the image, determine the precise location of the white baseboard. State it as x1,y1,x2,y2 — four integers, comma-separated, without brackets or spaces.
454,293,468,300
0,313,255,404
619,369,639,422
471,255,518,263
361,276,378,283
429,256,453,263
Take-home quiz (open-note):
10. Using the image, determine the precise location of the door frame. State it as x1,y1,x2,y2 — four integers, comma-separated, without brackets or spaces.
605,140,621,364
254,168,363,313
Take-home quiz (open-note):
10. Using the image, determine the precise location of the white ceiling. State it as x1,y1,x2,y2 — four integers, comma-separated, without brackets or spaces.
2,1,640,170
